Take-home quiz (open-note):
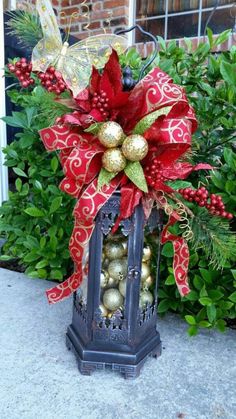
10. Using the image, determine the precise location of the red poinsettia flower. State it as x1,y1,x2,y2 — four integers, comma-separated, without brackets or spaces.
58,50,130,128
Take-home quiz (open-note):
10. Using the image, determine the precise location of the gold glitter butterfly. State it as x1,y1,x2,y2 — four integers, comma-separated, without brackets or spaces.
31,0,128,96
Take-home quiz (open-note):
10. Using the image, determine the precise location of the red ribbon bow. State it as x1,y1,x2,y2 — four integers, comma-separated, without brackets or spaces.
40,66,210,304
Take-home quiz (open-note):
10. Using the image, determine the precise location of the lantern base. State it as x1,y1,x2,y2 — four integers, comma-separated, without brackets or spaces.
66,326,161,379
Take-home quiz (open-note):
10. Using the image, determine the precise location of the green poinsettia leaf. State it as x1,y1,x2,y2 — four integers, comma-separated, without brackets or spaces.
133,106,172,135
97,168,117,190
124,161,148,193
84,122,103,135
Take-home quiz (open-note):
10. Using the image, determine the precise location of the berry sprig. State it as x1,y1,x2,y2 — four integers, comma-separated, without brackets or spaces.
7,58,34,88
91,90,109,119
38,66,67,95
178,187,233,220
145,158,165,188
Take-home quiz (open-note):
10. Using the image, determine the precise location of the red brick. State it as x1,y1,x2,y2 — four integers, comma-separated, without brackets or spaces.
82,21,101,31
104,0,126,9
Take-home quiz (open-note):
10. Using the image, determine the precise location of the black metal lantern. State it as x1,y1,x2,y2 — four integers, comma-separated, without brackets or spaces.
66,26,162,378
66,191,163,379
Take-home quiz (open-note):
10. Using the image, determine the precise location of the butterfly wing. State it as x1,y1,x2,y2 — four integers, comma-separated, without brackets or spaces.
68,34,128,68
60,34,128,96
32,0,62,72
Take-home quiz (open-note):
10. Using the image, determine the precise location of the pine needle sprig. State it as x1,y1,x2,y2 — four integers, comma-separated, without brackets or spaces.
188,208,236,269
6,10,42,49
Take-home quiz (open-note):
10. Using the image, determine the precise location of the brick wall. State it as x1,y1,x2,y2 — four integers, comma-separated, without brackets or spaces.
15,0,234,55
46,0,129,40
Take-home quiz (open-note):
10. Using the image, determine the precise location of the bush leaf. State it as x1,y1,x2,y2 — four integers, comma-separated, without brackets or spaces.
24,207,45,217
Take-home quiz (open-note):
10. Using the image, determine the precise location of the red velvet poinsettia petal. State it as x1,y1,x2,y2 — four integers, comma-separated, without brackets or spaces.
103,49,123,93
153,180,174,193
162,162,212,180
111,91,130,108
90,67,101,95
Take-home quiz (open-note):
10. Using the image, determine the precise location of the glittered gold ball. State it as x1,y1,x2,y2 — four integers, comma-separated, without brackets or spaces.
104,242,125,260
121,240,128,254
98,121,124,148
142,275,154,289
108,258,128,281
122,135,148,162
99,303,108,317
142,245,152,262
141,262,151,281
102,148,126,173
118,279,126,297
103,288,124,311
139,290,154,309
100,270,109,288
102,258,110,269
107,276,119,288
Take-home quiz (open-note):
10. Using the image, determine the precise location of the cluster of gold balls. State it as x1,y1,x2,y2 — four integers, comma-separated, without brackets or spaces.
98,121,149,173
99,232,154,318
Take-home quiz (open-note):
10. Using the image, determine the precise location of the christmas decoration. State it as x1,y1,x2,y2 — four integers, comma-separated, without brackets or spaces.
102,149,126,173
122,135,148,162
103,288,124,311
118,279,126,297
108,258,127,281
8,58,34,88
141,275,154,289
99,304,108,317
142,245,152,262
13,0,231,308
141,262,151,281
31,0,128,96
140,290,154,309
104,242,125,260
98,122,124,148
100,270,109,288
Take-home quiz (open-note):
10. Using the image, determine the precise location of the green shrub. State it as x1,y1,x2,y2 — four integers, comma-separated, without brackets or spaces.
0,30,235,332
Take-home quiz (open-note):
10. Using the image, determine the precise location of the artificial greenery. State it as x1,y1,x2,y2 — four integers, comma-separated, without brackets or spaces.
6,10,42,49
0,24,235,333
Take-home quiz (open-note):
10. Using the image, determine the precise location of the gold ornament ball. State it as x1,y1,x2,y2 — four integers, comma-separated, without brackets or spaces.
107,276,119,288
106,233,124,242
103,288,124,311
139,290,154,309
142,245,152,262
99,303,108,317
119,279,126,297
141,262,151,281
104,242,125,260
108,258,128,281
122,134,148,162
100,270,109,288
142,275,154,289
98,121,124,148
102,148,126,173
121,240,128,254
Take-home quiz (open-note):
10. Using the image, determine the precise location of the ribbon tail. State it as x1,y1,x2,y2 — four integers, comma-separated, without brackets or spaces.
46,177,121,304
161,212,190,297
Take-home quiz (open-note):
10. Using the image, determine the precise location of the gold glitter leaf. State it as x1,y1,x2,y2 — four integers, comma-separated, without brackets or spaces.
124,161,148,193
97,168,117,190
133,106,173,135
